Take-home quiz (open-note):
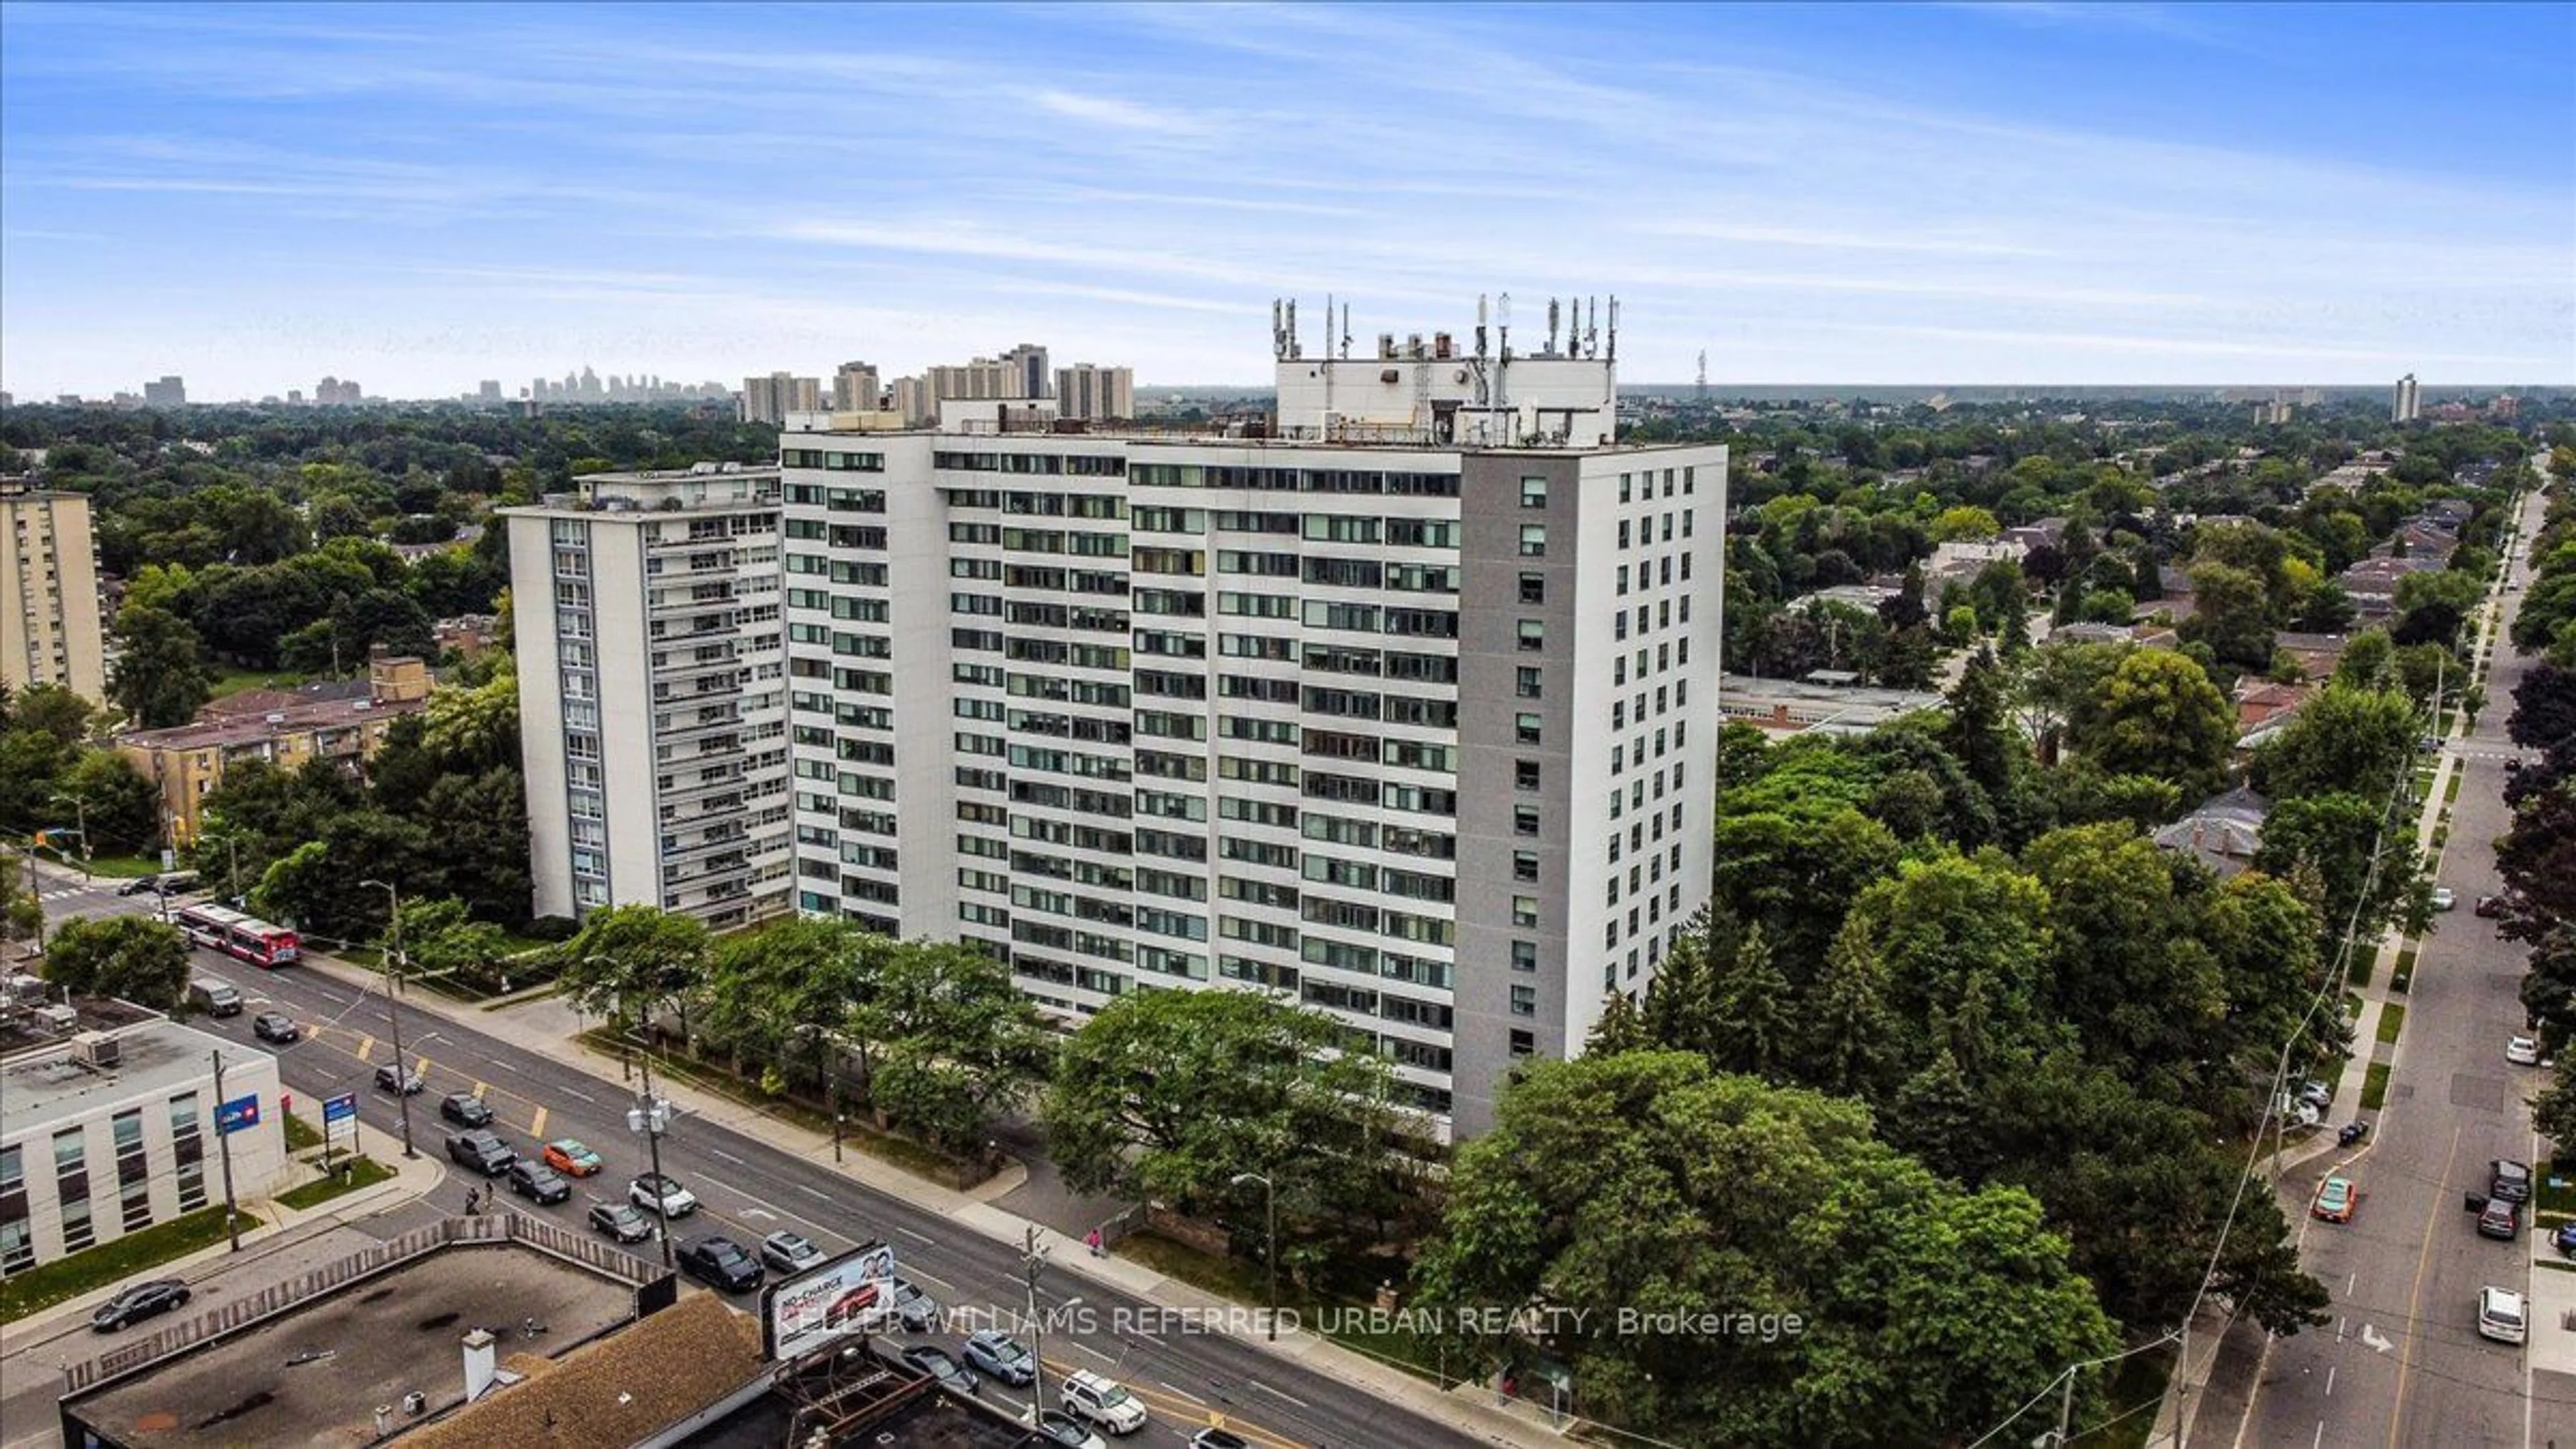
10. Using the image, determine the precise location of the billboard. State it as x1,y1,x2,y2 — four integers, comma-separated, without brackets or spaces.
215,1094,262,1135
763,1242,896,1362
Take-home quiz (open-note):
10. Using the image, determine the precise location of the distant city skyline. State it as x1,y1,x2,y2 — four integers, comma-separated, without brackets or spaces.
2,3,2569,398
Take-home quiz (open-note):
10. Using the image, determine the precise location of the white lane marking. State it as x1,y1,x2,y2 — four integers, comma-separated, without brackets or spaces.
796,1183,829,1200
904,1269,953,1293
417,1032,447,1047
1251,1380,1309,1408
2360,1323,2392,1353
2325,1365,2336,1397
894,1225,934,1246
488,1059,527,1075
2311,1420,2324,1449
1157,1379,1201,1402
558,1086,596,1104
708,1148,745,1167
742,1207,775,1222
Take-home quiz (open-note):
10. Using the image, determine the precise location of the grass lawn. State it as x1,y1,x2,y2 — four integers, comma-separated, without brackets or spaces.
2076,1338,2178,1448
2377,1004,2407,1045
275,1156,394,1211
284,1114,323,1151
1115,1230,1450,1384
0,1208,236,1324
2362,1061,2393,1111
205,665,313,700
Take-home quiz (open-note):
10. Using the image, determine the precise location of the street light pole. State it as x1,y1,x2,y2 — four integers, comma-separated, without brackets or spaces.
1020,1225,1055,1418
211,1049,242,1252
1232,1170,1278,1342
625,988,676,1273
360,879,417,1159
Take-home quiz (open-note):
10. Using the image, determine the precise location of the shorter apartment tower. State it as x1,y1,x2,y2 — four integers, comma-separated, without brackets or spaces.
779,298,1723,1138
1,1018,288,1274
1,479,107,702
119,651,431,845
504,466,793,928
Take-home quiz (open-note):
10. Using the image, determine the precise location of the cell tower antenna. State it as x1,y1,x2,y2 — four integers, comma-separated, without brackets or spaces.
1696,350,1709,400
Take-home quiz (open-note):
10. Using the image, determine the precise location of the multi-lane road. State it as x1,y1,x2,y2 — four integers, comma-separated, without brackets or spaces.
10,865,1491,1449
2242,478,2576,1449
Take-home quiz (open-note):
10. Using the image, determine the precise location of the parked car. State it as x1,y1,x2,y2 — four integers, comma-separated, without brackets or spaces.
119,871,196,897
251,1012,301,1043
2507,1036,2542,1066
901,1344,979,1397
541,1139,603,1176
2478,1196,2522,1240
2311,1176,2357,1224
2477,1286,2528,1344
1060,1368,1150,1435
962,1330,1036,1385
888,1276,941,1332
1189,1432,1254,1449
760,1230,828,1276
630,1171,698,1218
1034,1412,1108,1449
2491,1159,2534,1203
504,1159,572,1205
2430,886,2458,912
678,1235,763,1294
2296,1080,2333,1110
588,1202,654,1243
374,1063,425,1095
439,1092,494,1127
2553,1221,2576,1258
90,1279,191,1332
445,1129,517,1176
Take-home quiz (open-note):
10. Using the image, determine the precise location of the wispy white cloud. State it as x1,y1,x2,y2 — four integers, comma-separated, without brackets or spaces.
1027,89,1218,138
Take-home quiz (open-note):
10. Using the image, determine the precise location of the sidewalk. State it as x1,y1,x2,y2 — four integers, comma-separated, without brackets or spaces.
304,958,1575,1448
0,1110,445,1357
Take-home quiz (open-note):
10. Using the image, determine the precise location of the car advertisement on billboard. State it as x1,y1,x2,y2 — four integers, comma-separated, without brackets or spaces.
763,1242,896,1362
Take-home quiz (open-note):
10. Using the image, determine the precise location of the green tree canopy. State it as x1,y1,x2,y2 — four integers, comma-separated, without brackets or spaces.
42,915,192,1010
2067,649,2237,795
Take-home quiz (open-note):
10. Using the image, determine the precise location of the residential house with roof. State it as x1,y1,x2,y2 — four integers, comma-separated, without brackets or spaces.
2152,786,2271,879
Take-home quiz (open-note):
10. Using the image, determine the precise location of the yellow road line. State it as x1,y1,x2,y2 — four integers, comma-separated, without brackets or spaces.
414,1053,430,1077
531,1106,548,1139
356,1033,376,1060
473,1080,488,1099
2387,1122,2464,1449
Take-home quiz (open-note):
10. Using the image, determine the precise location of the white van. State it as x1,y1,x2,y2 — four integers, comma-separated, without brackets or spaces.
187,979,242,1018
2477,1286,2527,1345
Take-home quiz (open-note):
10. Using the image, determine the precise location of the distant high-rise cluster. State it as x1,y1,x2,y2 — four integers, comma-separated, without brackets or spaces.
2393,372,2421,423
741,343,1132,425
313,376,366,406
525,368,728,405
142,375,186,409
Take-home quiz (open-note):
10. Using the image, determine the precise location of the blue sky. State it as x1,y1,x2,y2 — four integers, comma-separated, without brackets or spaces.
3,2,2569,399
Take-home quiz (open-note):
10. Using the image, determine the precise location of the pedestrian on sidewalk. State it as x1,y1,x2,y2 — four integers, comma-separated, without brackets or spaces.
464,1187,480,1216
1085,1227,1105,1258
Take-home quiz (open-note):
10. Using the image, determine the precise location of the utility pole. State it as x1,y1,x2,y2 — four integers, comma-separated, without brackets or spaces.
211,1049,242,1252
14,841,44,953
361,879,417,1159
1020,1225,1054,1418
627,1000,676,1271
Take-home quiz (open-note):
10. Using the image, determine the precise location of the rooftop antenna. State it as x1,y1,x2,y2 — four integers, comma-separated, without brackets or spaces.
1606,295,1619,362
1547,297,1562,356
1586,297,1598,358
1697,349,1708,401
1475,294,1490,360
1340,303,1351,360
1269,299,1284,360
1285,298,1299,360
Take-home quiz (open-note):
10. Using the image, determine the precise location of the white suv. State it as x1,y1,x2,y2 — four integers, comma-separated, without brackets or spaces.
1060,1368,1149,1435
2477,1286,2528,1345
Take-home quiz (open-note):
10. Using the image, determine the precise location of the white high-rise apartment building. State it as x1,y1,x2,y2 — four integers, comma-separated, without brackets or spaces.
833,361,882,413
775,298,1723,1136
504,466,794,928
2393,372,2421,423
1054,364,1134,422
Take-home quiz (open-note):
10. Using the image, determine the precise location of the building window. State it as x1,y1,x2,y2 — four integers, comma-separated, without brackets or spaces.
1518,524,1547,557
1514,804,1540,836
1510,985,1538,1017
1515,712,1542,745
1511,940,1538,972
1509,1028,1536,1059
1515,667,1543,700
1619,473,1633,504
1511,896,1540,927
1513,850,1540,882
1515,760,1540,790
1616,564,1629,596
1520,476,1549,508
1517,621,1545,652
1617,520,1630,548
1518,572,1545,605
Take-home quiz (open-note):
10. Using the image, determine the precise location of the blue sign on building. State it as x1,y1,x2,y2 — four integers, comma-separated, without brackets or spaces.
215,1094,262,1135
322,1092,358,1125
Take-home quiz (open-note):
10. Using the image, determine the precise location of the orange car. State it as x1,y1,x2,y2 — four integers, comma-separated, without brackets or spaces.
541,1139,604,1177
2311,1175,2358,1223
